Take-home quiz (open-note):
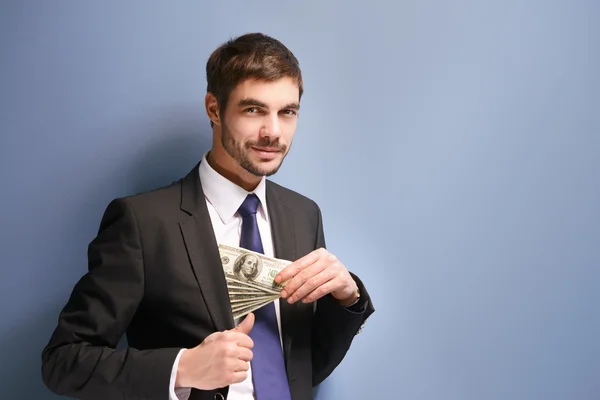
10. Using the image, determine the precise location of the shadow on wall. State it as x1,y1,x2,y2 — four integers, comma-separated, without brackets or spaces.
0,113,213,399
125,111,214,196
130,134,213,196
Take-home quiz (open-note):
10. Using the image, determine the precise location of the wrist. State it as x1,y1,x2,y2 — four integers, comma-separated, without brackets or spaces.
335,286,360,307
175,349,191,388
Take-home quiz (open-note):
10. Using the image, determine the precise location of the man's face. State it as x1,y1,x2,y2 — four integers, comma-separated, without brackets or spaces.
220,77,300,176
242,255,259,275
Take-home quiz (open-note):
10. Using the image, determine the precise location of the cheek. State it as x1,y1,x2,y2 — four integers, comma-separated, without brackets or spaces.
230,118,262,141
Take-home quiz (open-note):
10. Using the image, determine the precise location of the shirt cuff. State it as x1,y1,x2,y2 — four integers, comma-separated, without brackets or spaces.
344,296,368,313
169,349,192,400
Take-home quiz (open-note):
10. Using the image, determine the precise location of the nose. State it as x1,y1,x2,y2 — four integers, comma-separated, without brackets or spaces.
260,113,281,139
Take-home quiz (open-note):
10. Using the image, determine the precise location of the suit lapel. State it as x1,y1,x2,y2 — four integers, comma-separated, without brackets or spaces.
179,164,234,332
176,171,299,339
266,182,298,362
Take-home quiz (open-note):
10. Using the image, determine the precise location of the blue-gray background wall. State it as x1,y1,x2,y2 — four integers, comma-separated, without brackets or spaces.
1,1,599,399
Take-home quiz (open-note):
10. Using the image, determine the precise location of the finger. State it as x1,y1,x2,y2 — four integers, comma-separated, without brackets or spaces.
226,332,254,349
275,248,324,284
235,359,250,372
237,347,254,362
301,277,344,303
281,256,328,300
288,268,336,304
232,313,255,335
231,371,248,384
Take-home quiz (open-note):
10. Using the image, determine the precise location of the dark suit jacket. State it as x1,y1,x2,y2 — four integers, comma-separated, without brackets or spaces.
41,163,374,400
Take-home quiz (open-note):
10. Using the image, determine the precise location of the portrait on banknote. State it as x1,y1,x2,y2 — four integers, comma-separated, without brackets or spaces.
233,253,262,282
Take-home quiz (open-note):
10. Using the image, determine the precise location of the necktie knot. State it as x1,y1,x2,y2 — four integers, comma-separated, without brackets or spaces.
238,194,261,218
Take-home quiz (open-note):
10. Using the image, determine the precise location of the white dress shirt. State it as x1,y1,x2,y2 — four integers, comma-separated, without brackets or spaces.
169,153,283,400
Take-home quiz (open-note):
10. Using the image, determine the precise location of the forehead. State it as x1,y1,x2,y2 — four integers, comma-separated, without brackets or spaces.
229,77,300,107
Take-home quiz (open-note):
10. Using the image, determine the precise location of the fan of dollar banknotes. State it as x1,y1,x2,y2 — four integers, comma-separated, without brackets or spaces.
218,244,292,319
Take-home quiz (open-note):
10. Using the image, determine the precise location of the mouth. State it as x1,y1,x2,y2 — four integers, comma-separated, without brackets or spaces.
250,146,282,160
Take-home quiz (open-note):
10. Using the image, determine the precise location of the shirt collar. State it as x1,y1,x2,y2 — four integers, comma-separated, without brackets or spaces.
198,152,268,224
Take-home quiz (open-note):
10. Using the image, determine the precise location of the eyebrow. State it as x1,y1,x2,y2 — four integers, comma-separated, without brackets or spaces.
238,97,300,111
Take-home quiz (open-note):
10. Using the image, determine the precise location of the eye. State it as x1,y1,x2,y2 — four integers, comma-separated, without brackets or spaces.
281,109,297,116
244,107,258,113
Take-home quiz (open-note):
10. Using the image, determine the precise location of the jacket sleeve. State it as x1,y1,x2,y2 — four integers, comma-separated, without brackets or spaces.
310,203,375,386
41,198,181,400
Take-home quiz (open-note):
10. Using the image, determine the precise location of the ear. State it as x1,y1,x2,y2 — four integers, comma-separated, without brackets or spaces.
205,92,221,126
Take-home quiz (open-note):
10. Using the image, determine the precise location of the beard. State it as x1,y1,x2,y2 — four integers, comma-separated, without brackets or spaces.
221,123,290,177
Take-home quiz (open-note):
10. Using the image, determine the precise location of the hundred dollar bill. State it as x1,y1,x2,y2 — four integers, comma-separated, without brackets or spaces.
226,277,279,295
219,244,292,294
229,293,279,304
232,298,278,319
227,291,267,297
226,284,266,293
231,296,278,312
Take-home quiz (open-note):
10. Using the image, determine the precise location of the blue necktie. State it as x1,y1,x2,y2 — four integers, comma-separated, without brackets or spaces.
238,194,292,400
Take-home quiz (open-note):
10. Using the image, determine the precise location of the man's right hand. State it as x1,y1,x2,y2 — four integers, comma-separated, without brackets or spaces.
175,313,255,390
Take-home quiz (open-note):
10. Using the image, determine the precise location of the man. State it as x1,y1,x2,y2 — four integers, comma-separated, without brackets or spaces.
42,32,374,400
233,253,261,282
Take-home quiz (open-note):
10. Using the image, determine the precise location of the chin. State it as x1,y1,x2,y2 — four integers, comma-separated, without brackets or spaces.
256,166,282,177
253,157,284,175
249,161,283,177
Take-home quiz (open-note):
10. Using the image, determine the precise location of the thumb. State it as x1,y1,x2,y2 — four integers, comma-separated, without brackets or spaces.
233,313,255,335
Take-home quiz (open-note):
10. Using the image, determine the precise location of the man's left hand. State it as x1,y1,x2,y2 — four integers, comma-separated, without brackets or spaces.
274,248,358,306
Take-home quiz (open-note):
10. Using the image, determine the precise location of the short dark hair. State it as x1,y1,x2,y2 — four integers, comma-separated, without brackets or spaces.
206,33,303,115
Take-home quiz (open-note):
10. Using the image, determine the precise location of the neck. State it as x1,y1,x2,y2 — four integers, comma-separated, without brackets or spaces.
207,134,262,192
